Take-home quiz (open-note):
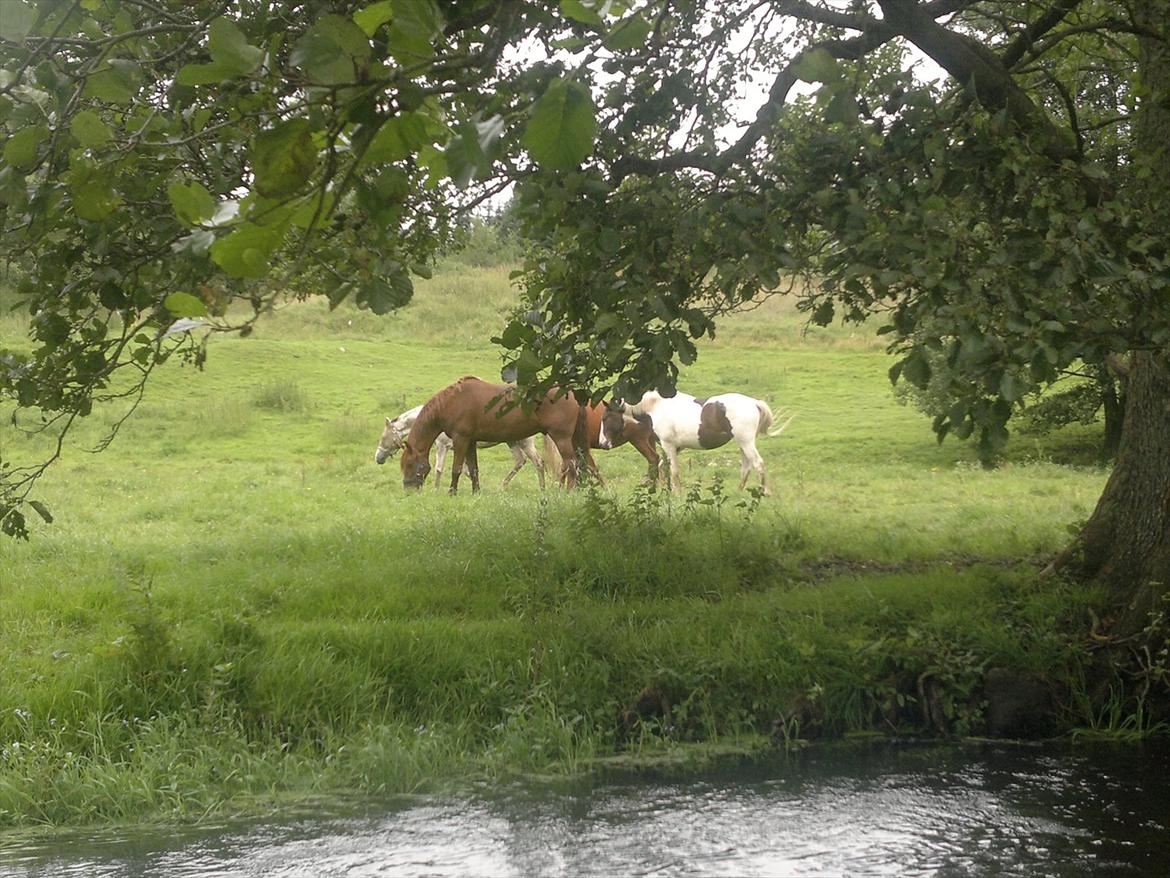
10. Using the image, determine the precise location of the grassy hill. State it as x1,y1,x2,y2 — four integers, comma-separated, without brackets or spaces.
0,266,1117,828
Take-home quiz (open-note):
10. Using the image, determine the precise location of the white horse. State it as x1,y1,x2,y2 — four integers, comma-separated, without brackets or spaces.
374,404,546,490
602,390,792,495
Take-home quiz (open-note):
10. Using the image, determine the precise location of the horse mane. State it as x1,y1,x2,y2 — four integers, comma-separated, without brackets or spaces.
413,376,485,437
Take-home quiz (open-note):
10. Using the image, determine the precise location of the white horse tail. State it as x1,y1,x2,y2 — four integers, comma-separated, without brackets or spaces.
543,432,564,477
758,400,794,437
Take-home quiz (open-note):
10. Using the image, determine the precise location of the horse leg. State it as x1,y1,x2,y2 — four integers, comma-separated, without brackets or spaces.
554,435,578,489
584,448,605,487
501,442,526,489
522,438,546,490
664,443,682,492
635,436,660,484
434,433,452,491
449,435,472,494
740,439,769,496
466,442,481,493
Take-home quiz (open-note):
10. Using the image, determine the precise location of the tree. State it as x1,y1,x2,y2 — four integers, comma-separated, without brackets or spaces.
2,1,1168,640
489,0,1169,637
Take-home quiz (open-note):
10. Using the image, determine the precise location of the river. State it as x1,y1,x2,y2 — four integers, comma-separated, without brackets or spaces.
2,740,1167,877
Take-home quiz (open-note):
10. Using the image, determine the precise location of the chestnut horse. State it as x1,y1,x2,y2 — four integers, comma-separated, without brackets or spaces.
400,376,583,492
544,401,660,485
375,404,545,489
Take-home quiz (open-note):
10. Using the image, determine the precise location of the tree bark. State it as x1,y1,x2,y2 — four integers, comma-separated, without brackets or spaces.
1053,352,1170,634
1097,365,1124,462
1048,1,1170,636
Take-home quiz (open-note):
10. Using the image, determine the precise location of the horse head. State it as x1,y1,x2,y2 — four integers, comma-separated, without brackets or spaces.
375,416,405,465
400,440,431,489
598,401,628,450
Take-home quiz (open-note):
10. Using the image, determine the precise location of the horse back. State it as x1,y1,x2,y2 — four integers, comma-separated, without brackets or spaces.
434,377,577,442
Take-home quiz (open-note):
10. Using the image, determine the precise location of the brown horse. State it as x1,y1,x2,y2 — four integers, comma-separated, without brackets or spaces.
544,401,660,485
400,376,583,492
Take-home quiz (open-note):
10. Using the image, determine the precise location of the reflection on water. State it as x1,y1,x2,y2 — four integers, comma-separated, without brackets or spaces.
2,741,1168,877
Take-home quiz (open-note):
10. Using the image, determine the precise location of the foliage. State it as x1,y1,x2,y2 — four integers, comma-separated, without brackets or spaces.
492,2,1166,455
894,351,1120,465
0,0,619,531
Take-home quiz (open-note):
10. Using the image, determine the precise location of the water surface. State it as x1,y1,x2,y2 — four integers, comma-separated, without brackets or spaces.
3,741,1167,877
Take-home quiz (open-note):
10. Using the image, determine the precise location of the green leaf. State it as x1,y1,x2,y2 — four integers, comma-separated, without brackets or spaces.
4,124,48,169
561,0,603,26
604,13,651,50
998,370,1027,402
902,352,931,388
251,119,317,198
522,78,597,171
84,60,140,104
71,177,121,221
358,271,412,314
362,112,431,165
291,191,337,229
373,166,410,202
71,110,112,148
210,222,284,278
207,17,263,75
793,47,839,84
175,61,239,86
354,1,394,36
291,15,371,85
444,116,502,187
163,292,209,318
27,500,53,524
388,0,443,62
0,1,38,42
825,88,861,125
167,180,216,225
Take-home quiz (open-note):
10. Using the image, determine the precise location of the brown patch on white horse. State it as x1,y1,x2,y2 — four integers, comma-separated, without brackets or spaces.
697,400,734,449
614,389,793,495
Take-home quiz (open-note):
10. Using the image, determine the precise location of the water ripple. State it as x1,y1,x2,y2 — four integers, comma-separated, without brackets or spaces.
2,742,1167,878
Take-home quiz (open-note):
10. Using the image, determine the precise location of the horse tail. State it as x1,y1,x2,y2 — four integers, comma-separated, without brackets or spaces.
543,433,563,479
758,400,794,437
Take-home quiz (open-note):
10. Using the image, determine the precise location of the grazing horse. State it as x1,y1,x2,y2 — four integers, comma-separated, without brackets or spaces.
401,376,584,492
375,405,545,490
543,401,660,485
602,390,792,495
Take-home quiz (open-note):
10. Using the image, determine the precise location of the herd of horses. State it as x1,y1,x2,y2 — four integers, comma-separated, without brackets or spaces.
374,376,792,495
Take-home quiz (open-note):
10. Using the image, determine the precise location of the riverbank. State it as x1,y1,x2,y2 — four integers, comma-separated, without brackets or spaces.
1,269,1148,828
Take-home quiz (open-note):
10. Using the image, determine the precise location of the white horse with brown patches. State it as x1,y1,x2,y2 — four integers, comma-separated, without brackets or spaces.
602,390,792,495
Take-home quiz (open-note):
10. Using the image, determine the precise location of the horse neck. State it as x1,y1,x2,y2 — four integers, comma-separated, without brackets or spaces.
406,403,444,452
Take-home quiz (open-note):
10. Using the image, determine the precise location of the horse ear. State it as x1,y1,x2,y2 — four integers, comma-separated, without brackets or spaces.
386,417,393,427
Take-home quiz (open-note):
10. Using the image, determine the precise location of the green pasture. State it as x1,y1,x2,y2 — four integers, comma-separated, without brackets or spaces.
0,268,1117,828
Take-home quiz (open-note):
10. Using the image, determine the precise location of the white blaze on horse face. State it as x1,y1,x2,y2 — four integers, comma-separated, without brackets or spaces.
599,421,612,449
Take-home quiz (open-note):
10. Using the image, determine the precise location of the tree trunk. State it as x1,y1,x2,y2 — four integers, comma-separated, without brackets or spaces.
1053,353,1170,635
1097,364,1124,462
1050,2,1170,638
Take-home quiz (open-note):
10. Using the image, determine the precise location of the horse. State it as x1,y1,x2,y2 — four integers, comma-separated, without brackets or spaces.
400,376,584,492
375,405,545,490
543,401,660,485
601,390,792,495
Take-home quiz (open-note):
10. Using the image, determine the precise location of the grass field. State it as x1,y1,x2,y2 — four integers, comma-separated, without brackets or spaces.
0,266,1119,828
